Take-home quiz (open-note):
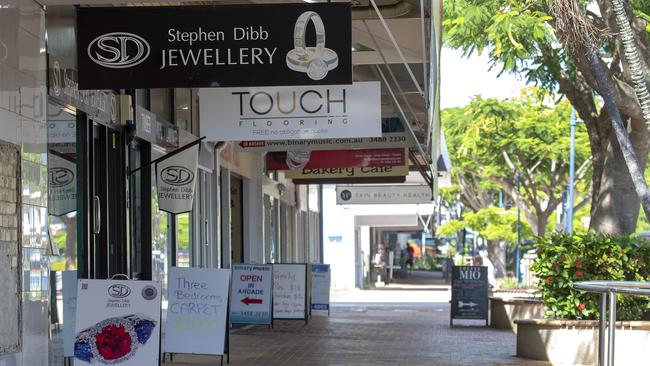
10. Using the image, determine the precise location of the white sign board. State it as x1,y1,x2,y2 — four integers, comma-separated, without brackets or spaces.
234,132,409,152
156,144,199,214
199,82,381,141
273,264,307,319
310,264,331,311
62,271,77,357
336,185,432,204
165,267,230,356
230,264,272,325
48,154,77,216
74,280,161,365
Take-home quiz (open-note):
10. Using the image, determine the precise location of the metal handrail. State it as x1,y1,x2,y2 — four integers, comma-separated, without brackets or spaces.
573,281,650,366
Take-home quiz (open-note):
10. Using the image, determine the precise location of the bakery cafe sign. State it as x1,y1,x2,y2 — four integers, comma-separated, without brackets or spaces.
76,3,351,89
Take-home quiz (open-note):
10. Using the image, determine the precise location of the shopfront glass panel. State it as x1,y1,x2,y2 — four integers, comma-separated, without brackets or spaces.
151,148,171,303
47,103,77,271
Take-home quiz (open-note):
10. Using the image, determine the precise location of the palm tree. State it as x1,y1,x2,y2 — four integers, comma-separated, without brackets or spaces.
610,0,650,126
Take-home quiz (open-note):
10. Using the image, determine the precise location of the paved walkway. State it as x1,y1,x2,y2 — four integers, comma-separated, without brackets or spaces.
51,271,550,366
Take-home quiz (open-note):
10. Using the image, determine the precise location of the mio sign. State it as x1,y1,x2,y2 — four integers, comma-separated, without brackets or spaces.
450,266,488,326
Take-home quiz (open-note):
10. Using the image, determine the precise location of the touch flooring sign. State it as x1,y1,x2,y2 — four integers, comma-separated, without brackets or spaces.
76,4,351,90
199,82,381,141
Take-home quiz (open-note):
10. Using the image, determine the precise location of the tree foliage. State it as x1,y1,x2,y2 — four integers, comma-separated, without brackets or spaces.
443,88,591,235
438,206,533,244
444,0,650,234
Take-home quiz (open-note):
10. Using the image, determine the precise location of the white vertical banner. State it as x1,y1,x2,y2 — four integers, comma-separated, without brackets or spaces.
155,144,199,214
310,264,330,311
48,153,77,216
62,270,77,357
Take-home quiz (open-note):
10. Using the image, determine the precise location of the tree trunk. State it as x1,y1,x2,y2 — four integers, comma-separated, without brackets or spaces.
487,239,506,278
585,49,650,231
62,216,77,270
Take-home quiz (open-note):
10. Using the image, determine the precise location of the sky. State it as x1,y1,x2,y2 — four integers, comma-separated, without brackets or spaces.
439,47,527,110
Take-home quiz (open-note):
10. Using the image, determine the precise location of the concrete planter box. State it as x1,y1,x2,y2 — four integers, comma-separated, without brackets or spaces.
489,297,545,332
515,319,650,365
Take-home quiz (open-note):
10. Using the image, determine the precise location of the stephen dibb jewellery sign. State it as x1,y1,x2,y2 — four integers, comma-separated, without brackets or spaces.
76,4,351,89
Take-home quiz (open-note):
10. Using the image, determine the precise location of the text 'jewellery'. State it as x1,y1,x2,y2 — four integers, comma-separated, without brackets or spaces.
286,11,339,81
74,314,156,364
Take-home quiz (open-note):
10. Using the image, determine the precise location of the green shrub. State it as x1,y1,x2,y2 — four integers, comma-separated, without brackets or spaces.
413,254,443,271
532,232,650,320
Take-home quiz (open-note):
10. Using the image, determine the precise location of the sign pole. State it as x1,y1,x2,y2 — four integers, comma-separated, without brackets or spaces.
129,136,205,175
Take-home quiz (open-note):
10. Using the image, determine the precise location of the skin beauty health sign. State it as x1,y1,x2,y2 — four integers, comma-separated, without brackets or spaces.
273,264,308,320
199,82,381,141
76,4,351,89
310,264,331,312
74,280,162,365
165,267,230,355
230,264,273,325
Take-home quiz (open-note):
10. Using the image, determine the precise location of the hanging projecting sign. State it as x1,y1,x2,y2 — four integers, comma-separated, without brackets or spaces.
230,264,273,325
76,4,351,90
155,144,199,214
165,267,230,356
336,185,432,204
285,165,409,179
310,264,331,312
48,153,77,216
199,82,381,141
74,280,162,365
267,148,405,171
235,132,409,152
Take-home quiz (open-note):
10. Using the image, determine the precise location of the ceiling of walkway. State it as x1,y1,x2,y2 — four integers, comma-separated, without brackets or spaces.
44,0,439,179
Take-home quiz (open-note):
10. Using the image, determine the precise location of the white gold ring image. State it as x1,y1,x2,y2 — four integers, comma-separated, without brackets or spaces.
286,11,339,81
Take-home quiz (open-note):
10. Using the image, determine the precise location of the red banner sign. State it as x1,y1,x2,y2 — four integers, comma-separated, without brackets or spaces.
266,148,406,170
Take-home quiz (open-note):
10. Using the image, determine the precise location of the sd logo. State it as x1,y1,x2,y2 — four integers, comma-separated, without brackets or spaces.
108,284,131,298
49,167,74,187
161,166,194,186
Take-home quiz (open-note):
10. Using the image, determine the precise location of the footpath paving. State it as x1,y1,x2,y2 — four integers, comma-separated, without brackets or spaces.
51,271,550,366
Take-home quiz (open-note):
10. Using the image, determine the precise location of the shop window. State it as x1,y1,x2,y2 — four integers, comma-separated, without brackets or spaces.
47,103,78,271
176,212,190,267
151,149,172,302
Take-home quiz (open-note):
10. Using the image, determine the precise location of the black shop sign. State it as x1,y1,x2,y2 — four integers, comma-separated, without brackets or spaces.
76,3,351,90
450,266,488,326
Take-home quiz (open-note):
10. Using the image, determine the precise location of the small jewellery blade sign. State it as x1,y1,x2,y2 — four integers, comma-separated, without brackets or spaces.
76,4,351,90
155,144,199,214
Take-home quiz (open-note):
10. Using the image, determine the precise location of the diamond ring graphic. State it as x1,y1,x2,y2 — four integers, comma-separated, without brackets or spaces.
74,314,156,364
286,11,339,80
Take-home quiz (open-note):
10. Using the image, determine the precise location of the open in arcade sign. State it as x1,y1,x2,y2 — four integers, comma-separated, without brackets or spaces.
76,4,351,90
